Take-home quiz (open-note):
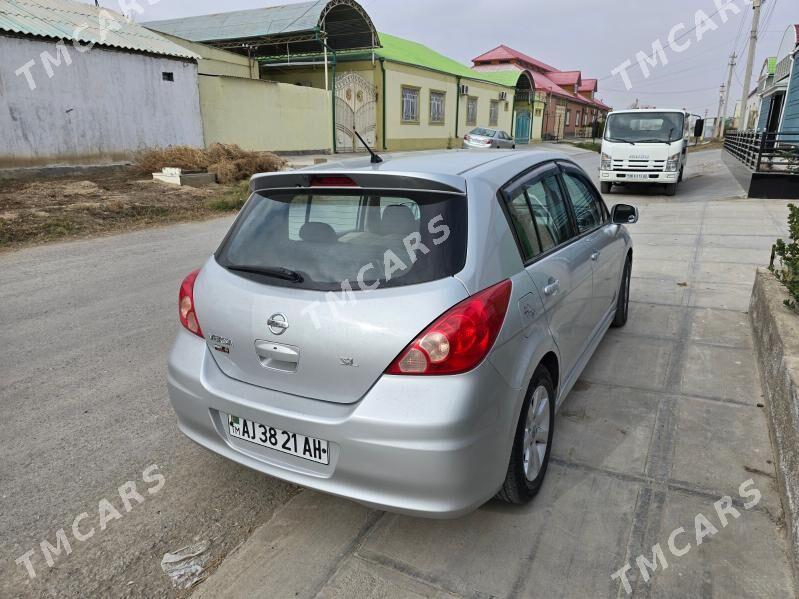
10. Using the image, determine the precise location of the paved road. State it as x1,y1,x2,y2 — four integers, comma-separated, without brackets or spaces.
0,217,298,598
1,148,795,598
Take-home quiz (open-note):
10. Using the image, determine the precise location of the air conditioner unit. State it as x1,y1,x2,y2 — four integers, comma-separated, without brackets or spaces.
499,91,508,101
459,84,469,95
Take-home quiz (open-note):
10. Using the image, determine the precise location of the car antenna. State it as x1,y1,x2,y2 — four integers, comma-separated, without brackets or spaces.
353,129,383,164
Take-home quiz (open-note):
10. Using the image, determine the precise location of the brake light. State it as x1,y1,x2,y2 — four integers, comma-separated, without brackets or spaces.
310,176,358,187
465,134,471,141
179,270,204,338
386,280,512,376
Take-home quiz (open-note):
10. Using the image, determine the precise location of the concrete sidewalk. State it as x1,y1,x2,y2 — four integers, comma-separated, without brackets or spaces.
191,152,797,598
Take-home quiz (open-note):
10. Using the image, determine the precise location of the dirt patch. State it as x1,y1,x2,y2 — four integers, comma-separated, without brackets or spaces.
0,170,249,250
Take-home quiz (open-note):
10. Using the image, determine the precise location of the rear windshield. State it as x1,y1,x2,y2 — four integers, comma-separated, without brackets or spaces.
216,190,467,291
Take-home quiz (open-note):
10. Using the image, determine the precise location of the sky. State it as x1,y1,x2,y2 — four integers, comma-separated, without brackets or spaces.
86,0,799,119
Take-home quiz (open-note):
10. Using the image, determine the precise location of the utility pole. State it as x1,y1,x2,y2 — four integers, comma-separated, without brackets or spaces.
739,0,763,131
715,83,726,139
718,53,737,137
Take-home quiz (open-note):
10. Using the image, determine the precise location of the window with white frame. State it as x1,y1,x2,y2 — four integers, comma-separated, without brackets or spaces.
467,97,478,126
429,91,445,124
565,109,571,126
489,100,499,126
402,86,420,122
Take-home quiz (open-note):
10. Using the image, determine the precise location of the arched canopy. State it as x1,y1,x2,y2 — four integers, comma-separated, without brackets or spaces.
515,70,535,90
145,0,380,59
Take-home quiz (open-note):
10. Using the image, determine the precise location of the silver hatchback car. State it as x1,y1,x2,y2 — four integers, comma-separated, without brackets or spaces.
167,150,638,518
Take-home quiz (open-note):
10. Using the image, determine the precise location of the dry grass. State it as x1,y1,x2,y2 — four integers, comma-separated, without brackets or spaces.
0,170,251,249
132,144,286,184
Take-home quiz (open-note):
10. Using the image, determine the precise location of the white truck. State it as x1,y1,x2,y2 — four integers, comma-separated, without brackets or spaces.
599,109,691,197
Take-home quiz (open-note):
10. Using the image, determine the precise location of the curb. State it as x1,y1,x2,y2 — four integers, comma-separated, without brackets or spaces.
750,267,799,587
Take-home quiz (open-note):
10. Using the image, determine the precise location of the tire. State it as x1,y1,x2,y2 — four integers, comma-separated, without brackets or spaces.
678,167,684,183
665,183,677,196
512,145,516,150
497,366,556,505
612,257,632,328
601,182,612,194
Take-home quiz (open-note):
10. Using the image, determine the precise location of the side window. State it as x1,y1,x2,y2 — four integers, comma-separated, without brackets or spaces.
561,172,604,233
504,189,542,261
524,174,575,251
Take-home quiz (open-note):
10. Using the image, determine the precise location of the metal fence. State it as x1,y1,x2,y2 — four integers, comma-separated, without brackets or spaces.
724,131,799,173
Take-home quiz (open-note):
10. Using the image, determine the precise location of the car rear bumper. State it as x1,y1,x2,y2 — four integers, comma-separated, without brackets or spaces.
166,329,521,518
600,170,678,183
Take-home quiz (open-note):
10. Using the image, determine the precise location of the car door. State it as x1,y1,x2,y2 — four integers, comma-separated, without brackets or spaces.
502,164,591,379
559,164,626,329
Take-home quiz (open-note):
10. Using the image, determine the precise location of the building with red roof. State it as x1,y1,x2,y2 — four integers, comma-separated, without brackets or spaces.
472,45,611,140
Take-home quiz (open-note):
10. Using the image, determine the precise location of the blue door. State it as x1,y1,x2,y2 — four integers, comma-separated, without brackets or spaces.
516,110,531,145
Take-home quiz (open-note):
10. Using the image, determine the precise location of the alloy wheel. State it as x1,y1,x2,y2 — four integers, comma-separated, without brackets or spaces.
523,385,551,481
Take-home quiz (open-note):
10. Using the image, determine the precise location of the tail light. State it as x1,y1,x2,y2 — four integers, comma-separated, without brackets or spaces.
386,280,512,376
464,134,471,141
179,270,204,338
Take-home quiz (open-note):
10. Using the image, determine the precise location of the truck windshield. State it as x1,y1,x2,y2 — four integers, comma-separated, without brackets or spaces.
605,112,684,143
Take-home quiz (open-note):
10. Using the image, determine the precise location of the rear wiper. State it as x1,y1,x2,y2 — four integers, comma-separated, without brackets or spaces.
227,265,304,283
607,137,636,145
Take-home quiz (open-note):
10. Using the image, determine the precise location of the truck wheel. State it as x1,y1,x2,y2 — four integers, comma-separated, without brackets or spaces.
678,167,684,183
497,365,555,505
665,183,677,196
601,182,612,194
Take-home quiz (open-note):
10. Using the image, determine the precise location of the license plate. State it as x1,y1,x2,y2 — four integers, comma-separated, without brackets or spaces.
627,173,650,180
227,414,330,465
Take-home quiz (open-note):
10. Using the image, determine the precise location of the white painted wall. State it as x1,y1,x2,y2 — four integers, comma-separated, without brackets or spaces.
0,35,204,167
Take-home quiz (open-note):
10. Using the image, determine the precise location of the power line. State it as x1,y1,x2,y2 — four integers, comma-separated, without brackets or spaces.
602,85,720,95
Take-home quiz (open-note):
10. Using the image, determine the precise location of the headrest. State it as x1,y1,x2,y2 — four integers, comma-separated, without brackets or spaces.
299,221,337,243
381,204,416,236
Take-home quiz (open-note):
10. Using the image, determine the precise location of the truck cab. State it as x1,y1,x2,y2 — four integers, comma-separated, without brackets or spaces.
599,109,690,197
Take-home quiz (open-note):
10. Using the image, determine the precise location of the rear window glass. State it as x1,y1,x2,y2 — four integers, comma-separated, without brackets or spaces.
216,190,467,291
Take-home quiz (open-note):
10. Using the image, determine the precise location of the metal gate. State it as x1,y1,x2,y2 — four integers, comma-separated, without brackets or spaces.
515,110,531,145
335,72,377,153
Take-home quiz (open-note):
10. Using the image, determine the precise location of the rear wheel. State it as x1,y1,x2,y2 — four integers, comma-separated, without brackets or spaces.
612,257,632,328
678,167,684,182
601,182,612,194
497,366,555,504
665,183,678,196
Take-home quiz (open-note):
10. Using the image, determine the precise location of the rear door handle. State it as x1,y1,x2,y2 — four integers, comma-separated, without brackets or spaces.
591,250,601,261
543,279,560,296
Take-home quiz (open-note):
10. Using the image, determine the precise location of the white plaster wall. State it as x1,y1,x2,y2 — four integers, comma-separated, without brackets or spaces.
0,35,204,167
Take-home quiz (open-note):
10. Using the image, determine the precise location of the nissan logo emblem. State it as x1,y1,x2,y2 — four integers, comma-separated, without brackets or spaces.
267,313,289,336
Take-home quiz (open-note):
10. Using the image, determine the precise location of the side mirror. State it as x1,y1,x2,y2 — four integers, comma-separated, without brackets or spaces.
694,119,705,138
612,204,639,225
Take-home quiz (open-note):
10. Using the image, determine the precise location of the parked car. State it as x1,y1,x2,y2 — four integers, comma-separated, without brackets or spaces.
463,127,516,149
167,150,638,518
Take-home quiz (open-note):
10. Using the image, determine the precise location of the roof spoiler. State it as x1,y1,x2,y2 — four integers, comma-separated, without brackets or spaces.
250,171,467,194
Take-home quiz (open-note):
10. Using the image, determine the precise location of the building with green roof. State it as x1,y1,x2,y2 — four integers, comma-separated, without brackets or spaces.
147,0,542,153
262,31,538,151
